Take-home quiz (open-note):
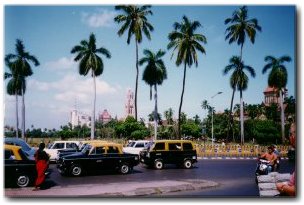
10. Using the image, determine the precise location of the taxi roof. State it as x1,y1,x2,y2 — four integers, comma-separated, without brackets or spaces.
154,140,194,144
4,144,22,151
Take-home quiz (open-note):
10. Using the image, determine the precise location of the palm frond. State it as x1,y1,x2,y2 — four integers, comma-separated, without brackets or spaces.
279,55,292,63
96,47,111,58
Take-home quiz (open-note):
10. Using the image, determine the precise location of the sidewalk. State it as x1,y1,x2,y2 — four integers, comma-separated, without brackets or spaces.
5,179,219,197
257,172,291,197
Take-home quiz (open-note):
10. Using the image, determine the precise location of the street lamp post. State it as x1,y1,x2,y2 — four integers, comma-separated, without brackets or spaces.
211,91,223,147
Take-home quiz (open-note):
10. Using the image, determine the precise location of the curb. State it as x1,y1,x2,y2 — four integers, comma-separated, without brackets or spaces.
5,179,219,197
197,157,289,160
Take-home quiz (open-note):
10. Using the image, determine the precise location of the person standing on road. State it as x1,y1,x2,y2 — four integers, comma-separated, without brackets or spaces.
33,142,50,191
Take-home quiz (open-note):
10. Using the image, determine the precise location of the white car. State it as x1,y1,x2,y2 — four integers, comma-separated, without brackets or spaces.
45,140,81,161
123,140,151,155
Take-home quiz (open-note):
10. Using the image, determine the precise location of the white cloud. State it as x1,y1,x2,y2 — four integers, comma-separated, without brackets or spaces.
43,57,77,71
28,72,120,106
81,9,117,28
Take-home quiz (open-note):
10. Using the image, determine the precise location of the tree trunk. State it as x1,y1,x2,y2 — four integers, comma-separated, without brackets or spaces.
91,73,96,140
239,43,244,144
240,89,244,145
154,84,158,140
280,89,285,143
134,41,139,121
227,87,236,142
178,63,187,139
15,93,19,138
21,90,25,139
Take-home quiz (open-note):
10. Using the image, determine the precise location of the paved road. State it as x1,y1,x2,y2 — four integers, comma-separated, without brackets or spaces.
162,159,295,197
7,159,295,197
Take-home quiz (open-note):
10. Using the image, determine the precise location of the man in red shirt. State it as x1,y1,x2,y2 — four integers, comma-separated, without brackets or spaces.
259,146,278,173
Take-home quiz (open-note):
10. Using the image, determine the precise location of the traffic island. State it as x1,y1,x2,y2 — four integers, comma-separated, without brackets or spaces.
5,179,219,197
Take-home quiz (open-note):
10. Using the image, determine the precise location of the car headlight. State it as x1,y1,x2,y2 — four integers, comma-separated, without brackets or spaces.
135,156,139,161
147,153,150,158
192,156,197,160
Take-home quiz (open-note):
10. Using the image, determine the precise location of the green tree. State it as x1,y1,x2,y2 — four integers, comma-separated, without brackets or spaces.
114,5,154,121
223,56,256,144
201,100,212,115
224,6,261,142
167,16,207,138
180,112,187,125
148,112,162,124
284,96,295,122
5,39,40,139
164,108,174,125
262,55,291,143
246,104,260,120
71,33,111,140
181,121,201,139
193,115,201,125
139,49,167,140
265,103,280,122
4,62,25,138
245,119,280,145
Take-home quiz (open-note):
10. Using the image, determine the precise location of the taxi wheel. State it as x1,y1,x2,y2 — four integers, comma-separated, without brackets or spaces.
119,163,130,174
16,174,30,187
70,164,82,176
183,159,192,169
154,160,164,170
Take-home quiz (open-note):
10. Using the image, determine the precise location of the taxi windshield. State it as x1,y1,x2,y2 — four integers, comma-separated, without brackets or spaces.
127,141,136,147
146,142,155,151
81,144,92,154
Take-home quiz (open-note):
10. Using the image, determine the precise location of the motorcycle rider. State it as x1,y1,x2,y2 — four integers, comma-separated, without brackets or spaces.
259,146,278,173
271,144,281,171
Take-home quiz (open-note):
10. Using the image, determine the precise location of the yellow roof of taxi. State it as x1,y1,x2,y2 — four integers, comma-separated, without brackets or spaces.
4,144,22,150
154,140,194,143
81,140,108,144
85,141,122,147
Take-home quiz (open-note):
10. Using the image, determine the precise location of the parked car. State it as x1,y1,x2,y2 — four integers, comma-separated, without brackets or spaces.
4,144,37,188
123,140,151,155
45,140,81,161
57,142,139,176
4,137,36,160
139,140,197,169
56,140,108,162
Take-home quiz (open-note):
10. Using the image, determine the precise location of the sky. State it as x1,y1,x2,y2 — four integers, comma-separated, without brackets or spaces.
3,4,296,130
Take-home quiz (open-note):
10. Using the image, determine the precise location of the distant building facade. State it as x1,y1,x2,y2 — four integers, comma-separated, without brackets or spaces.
125,89,135,118
70,109,91,128
263,86,288,106
99,109,112,124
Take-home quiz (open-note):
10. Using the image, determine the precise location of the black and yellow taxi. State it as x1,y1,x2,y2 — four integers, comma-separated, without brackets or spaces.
57,141,140,176
4,144,37,187
139,140,197,169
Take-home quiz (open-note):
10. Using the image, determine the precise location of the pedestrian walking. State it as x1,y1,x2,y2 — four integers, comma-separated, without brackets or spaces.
33,142,49,191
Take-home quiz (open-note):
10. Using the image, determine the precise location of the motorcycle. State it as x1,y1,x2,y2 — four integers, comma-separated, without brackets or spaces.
256,159,272,176
255,158,273,184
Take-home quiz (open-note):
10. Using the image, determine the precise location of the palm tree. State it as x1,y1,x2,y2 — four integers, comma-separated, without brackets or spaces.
4,62,25,138
164,108,174,125
224,6,261,140
223,56,256,144
139,49,167,140
201,100,212,115
262,55,291,143
71,33,111,140
167,15,207,138
5,39,40,139
193,115,201,125
114,5,154,121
